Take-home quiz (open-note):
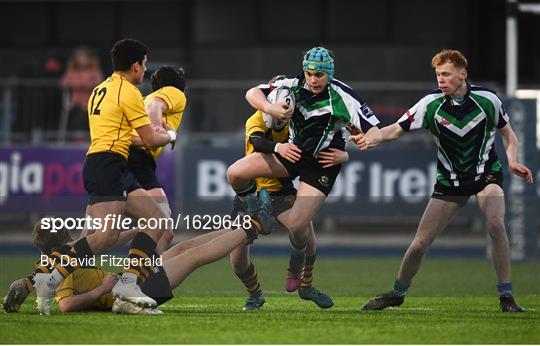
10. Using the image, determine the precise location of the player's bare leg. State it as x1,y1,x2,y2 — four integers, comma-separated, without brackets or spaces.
277,183,326,292
279,183,326,245
397,198,461,283
476,184,524,312
163,228,260,289
295,222,333,308
227,153,289,232
227,153,290,187
145,187,174,254
163,229,230,261
362,198,461,310
111,188,172,308
230,242,265,311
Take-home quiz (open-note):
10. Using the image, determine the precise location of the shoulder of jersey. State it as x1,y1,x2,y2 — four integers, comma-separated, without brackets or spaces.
470,85,498,96
247,110,265,125
419,88,445,103
330,78,365,104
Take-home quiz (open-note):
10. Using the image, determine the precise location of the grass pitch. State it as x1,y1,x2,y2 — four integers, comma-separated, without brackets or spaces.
0,256,539,344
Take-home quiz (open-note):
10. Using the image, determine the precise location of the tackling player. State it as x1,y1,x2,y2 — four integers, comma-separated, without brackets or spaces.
32,39,180,315
356,49,533,312
129,65,187,254
227,47,381,287
229,76,348,310
2,66,186,312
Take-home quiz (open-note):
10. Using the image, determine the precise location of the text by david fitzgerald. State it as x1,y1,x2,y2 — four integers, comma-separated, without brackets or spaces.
41,255,162,270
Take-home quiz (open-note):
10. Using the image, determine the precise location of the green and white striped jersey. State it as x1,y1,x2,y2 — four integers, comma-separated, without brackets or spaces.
258,75,380,156
398,82,509,188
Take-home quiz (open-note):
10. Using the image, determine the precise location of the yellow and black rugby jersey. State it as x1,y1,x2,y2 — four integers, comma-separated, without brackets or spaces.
87,73,150,159
245,111,290,193
55,268,115,310
135,86,186,161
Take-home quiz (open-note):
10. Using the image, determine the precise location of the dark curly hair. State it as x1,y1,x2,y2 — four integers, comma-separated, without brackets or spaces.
151,66,186,92
111,38,148,72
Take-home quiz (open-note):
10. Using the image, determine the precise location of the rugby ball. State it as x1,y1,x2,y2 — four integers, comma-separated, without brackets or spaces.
263,86,295,131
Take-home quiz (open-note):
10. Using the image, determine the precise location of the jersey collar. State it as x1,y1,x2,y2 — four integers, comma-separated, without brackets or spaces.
445,80,472,105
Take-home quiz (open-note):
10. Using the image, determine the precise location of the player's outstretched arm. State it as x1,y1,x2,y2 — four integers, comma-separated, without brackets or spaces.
380,123,406,143
347,125,382,151
499,124,533,184
57,274,118,313
364,126,382,148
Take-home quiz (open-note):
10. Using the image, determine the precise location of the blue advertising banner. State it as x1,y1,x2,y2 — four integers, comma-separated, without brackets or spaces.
0,146,176,213
178,146,449,217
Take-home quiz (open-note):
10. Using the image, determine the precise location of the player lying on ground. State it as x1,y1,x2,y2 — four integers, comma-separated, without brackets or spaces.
229,77,348,310
227,47,381,295
3,217,270,314
2,219,137,313
351,49,533,313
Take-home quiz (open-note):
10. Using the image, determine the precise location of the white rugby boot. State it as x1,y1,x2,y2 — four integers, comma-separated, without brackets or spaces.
112,275,157,308
112,298,163,315
34,273,60,315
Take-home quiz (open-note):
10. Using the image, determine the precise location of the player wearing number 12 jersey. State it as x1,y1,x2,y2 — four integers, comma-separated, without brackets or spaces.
32,39,177,315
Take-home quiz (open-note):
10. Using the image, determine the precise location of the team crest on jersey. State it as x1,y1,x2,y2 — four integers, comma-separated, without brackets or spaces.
485,174,497,183
318,175,330,188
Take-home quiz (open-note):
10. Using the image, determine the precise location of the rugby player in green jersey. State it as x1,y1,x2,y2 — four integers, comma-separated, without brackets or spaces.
356,49,533,313
227,47,382,292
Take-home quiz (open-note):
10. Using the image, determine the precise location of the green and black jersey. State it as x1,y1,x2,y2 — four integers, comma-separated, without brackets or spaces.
398,82,509,188
258,75,380,157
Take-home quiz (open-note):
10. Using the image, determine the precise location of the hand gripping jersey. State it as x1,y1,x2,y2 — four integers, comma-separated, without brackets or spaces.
258,75,380,156
398,82,509,188
86,73,150,159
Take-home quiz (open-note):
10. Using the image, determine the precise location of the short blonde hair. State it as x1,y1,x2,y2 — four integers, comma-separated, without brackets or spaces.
431,49,468,69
